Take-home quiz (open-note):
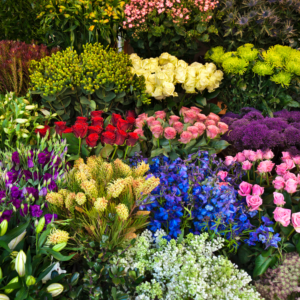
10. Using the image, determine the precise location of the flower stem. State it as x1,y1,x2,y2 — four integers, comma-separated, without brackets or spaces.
111,145,118,160
124,146,130,160
78,137,81,156
157,138,160,148
287,228,295,240
252,164,255,181
266,172,269,186
247,171,250,182
260,175,262,186
168,139,172,151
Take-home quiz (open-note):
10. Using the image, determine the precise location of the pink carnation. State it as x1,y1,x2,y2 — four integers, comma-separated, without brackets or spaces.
187,126,199,139
169,115,180,126
178,131,193,144
151,124,163,139
173,121,184,134
273,207,291,227
164,127,177,140
246,195,262,211
206,125,220,139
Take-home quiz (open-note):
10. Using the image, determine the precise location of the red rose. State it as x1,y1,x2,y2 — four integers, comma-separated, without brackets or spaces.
101,131,116,145
86,133,99,147
111,113,122,126
54,121,67,136
76,117,88,124
35,125,50,137
63,128,73,133
88,126,103,135
91,117,104,127
106,124,116,133
115,129,127,145
126,117,135,131
72,123,88,138
117,119,130,132
91,110,103,118
126,110,136,119
126,132,139,146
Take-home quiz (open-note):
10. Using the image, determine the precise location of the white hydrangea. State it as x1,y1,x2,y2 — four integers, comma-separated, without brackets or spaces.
115,231,263,300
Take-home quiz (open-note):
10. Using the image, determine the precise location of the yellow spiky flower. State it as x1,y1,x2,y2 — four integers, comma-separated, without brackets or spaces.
116,204,129,221
81,180,98,200
87,156,102,174
114,159,132,177
65,192,76,209
107,178,126,198
94,197,108,212
103,162,113,182
46,192,64,207
135,176,160,199
132,161,149,178
58,189,70,199
75,192,87,205
47,229,69,245
75,171,89,184
74,158,84,169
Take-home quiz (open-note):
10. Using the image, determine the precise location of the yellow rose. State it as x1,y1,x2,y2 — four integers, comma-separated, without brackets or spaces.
183,78,196,93
196,77,209,92
148,74,156,85
169,55,178,66
162,63,175,71
131,57,142,70
152,86,165,100
134,69,147,77
205,63,217,75
174,67,187,83
197,70,210,81
186,66,198,78
214,70,224,81
145,82,155,95
155,71,169,86
162,69,175,83
130,53,140,60
142,59,150,69
177,60,188,68
148,58,159,72
162,82,177,97
159,52,171,65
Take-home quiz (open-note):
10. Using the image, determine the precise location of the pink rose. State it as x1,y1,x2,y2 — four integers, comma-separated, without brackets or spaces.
138,113,148,121
133,128,144,139
297,174,300,185
284,178,298,194
263,149,274,160
292,155,300,165
272,176,285,190
242,160,253,170
205,119,216,126
173,121,184,134
246,195,263,211
285,159,295,170
273,192,286,206
282,151,292,162
217,171,228,181
217,122,228,134
196,113,207,122
135,118,145,129
187,126,199,139
147,116,156,127
194,122,206,135
252,184,264,196
178,131,193,144
150,121,161,127
169,115,180,126
292,212,300,233
190,106,202,114
247,150,257,162
235,152,246,163
256,150,264,160
238,181,252,196
164,127,177,140
273,207,291,227
151,125,163,139
243,150,251,160
224,156,236,166
179,106,189,116
206,125,220,139
183,109,197,124
257,160,275,173
283,172,297,181
207,112,220,123
276,163,288,176
155,110,166,120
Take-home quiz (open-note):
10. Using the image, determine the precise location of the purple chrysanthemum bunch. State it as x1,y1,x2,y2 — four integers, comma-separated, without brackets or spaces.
222,107,300,156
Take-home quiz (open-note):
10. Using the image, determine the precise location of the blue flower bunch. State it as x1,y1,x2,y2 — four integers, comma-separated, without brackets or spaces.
131,151,253,250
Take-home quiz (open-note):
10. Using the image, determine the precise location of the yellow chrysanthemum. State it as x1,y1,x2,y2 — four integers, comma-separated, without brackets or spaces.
116,204,129,221
262,49,284,68
65,192,76,209
47,229,69,245
75,192,87,205
46,192,64,207
237,45,259,62
94,197,108,212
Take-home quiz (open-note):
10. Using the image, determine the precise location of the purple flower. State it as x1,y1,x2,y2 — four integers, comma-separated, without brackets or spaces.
12,151,20,164
48,180,57,191
45,213,58,224
39,187,48,197
28,159,34,169
6,170,18,184
12,199,22,209
30,205,43,218
38,151,51,165
22,170,32,181
0,190,6,202
0,210,13,222
23,187,39,200
11,186,22,199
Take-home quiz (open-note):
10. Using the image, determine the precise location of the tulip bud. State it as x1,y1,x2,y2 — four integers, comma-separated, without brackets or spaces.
15,250,26,277
36,217,45,234
5,277,18,293
26,275,36,286
0,294,10,300
8,230,26,250
52,242,67,252
0,220,8,236
47,283,64,297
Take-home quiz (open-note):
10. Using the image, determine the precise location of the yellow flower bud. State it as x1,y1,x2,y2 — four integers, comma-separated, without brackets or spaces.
47,283,64,297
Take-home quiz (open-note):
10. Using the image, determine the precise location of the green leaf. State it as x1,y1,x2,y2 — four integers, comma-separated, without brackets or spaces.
100,144,114,158
0,241,11,251
283,242,295,253
41,247,76,261
296,239,300,255
206,90,220,100
253,249,277,277
62,133,79,155
150,148,164,157
196,24,207,34
238,244,252,264
81,144,91,159
0,282,22,291
103,91,116,103
169,150,179,161
128,143,141,157
0,220,29,244
15,287,28,300
70,272,80,286
96,88,105,99
38,227,51,248
80,96,90,105
25,247,32,276
36,264,56,283
95,143,103,156
210,140,230,153
195,96,207,106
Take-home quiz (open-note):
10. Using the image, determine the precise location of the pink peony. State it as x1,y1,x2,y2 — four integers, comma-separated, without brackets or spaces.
164,127,177,140
207,112,220,123
285,159,295,170
272,176,285,190
169,115,180,126
190,106,202,114
282,151,292,162
193,122,206,135
238,181,252,196
133,128,145,139
284,178,298,194
276,163,288,176
224,156,236,166
183,109,197,124
257,160,275,173
247,150,257,162
147,116,156,127
235,152,246,163
135,118,145,129
173,121,184,134
179,106,189,116
242,160,253,170
217,122,228,134
292,155,300,165
151,125,163,139
155,110,166,120
196,113,207,122
292,212,300,233
273,192,286,206
263,149,274,160
217,171,228,181
283,172,297,181
205,119,216,126
252,184,264,196
256,150,264,160
206,125,220,139
178,131,193,144
187,126,199,139
273,207,291,227
246,195,262,211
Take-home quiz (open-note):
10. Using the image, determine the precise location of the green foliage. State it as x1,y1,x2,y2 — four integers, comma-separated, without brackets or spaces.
206,44,300,114
29,43,149,124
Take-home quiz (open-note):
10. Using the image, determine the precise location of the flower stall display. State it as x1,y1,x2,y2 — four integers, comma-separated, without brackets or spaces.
205,44,300,114
134,108,229,159
29,43,149,122
123,0,218,59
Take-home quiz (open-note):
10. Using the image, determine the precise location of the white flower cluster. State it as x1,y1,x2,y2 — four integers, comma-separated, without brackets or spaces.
130,52,224,100
115,230,263,300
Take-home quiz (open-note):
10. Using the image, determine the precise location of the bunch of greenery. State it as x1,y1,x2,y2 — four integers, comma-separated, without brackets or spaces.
46,157,160,251
30,43,149,123
37,0,126,52
205,44,300,114
210,0,300,51
0,92,56,150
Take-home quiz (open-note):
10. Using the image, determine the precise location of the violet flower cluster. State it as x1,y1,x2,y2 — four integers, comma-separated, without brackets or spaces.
221,107,300,156
0,136,69,224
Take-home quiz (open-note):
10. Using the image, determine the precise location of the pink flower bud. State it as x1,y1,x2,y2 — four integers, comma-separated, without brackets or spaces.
147,116,156,127
205,119,216,126
285,159,295,170
283,172,297,181
135,118,145,129
284,178,298,194
133,129,144,139
187,126,199,139
256,150,264,160
155,110,166,120
257,160,275,173
235,152,246,163
246,195,262,211
179,106,189,116
183,110,197,124
196,113,207,122
164,127,177,140
247,150,257,162
137,113,148,121
252,184,264,196
190,106,202,114
292,155,300,165
276,163,288,176
194,122,206,136
207,112,220,123
178,131,193,144
263,149,274,160
282,151,292,162
273,192,285,206
238,181,252,196
242,160,252,170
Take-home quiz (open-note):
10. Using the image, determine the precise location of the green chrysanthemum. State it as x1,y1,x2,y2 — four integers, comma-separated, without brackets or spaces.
262,49,284,68
237,45,259,62
252,62,274,76
285,60,300,76
206,46,225,64
222,57,249,75
243,43,255,48
270,71,292,87
220,52,237,62
271,45,294,62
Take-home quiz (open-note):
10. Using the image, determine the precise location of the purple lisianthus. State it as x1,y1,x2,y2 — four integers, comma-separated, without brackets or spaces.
12,199,22,209
48,180,57,191
11,186,22,199
45,213,58,224
39,187,48,197
0,210,13,222
0,190,6,202
38,151,51,165
6,170,19,184
28,159,34,169
23,187,39,200
12,151,20,164
43,173,52,183
30,205,43,218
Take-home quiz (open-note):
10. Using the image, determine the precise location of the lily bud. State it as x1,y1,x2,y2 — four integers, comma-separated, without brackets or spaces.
47,283,64,297
52,242,67,252
35,125,45,129
25,105,35,110
8,230,26,250
26,275,36,286
15,250,26,277
36,217,45,234
0,294,10,300
10,251,18,258
0,267,2,279
0,220,8,236
5,277,18,293
15,119,28,124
